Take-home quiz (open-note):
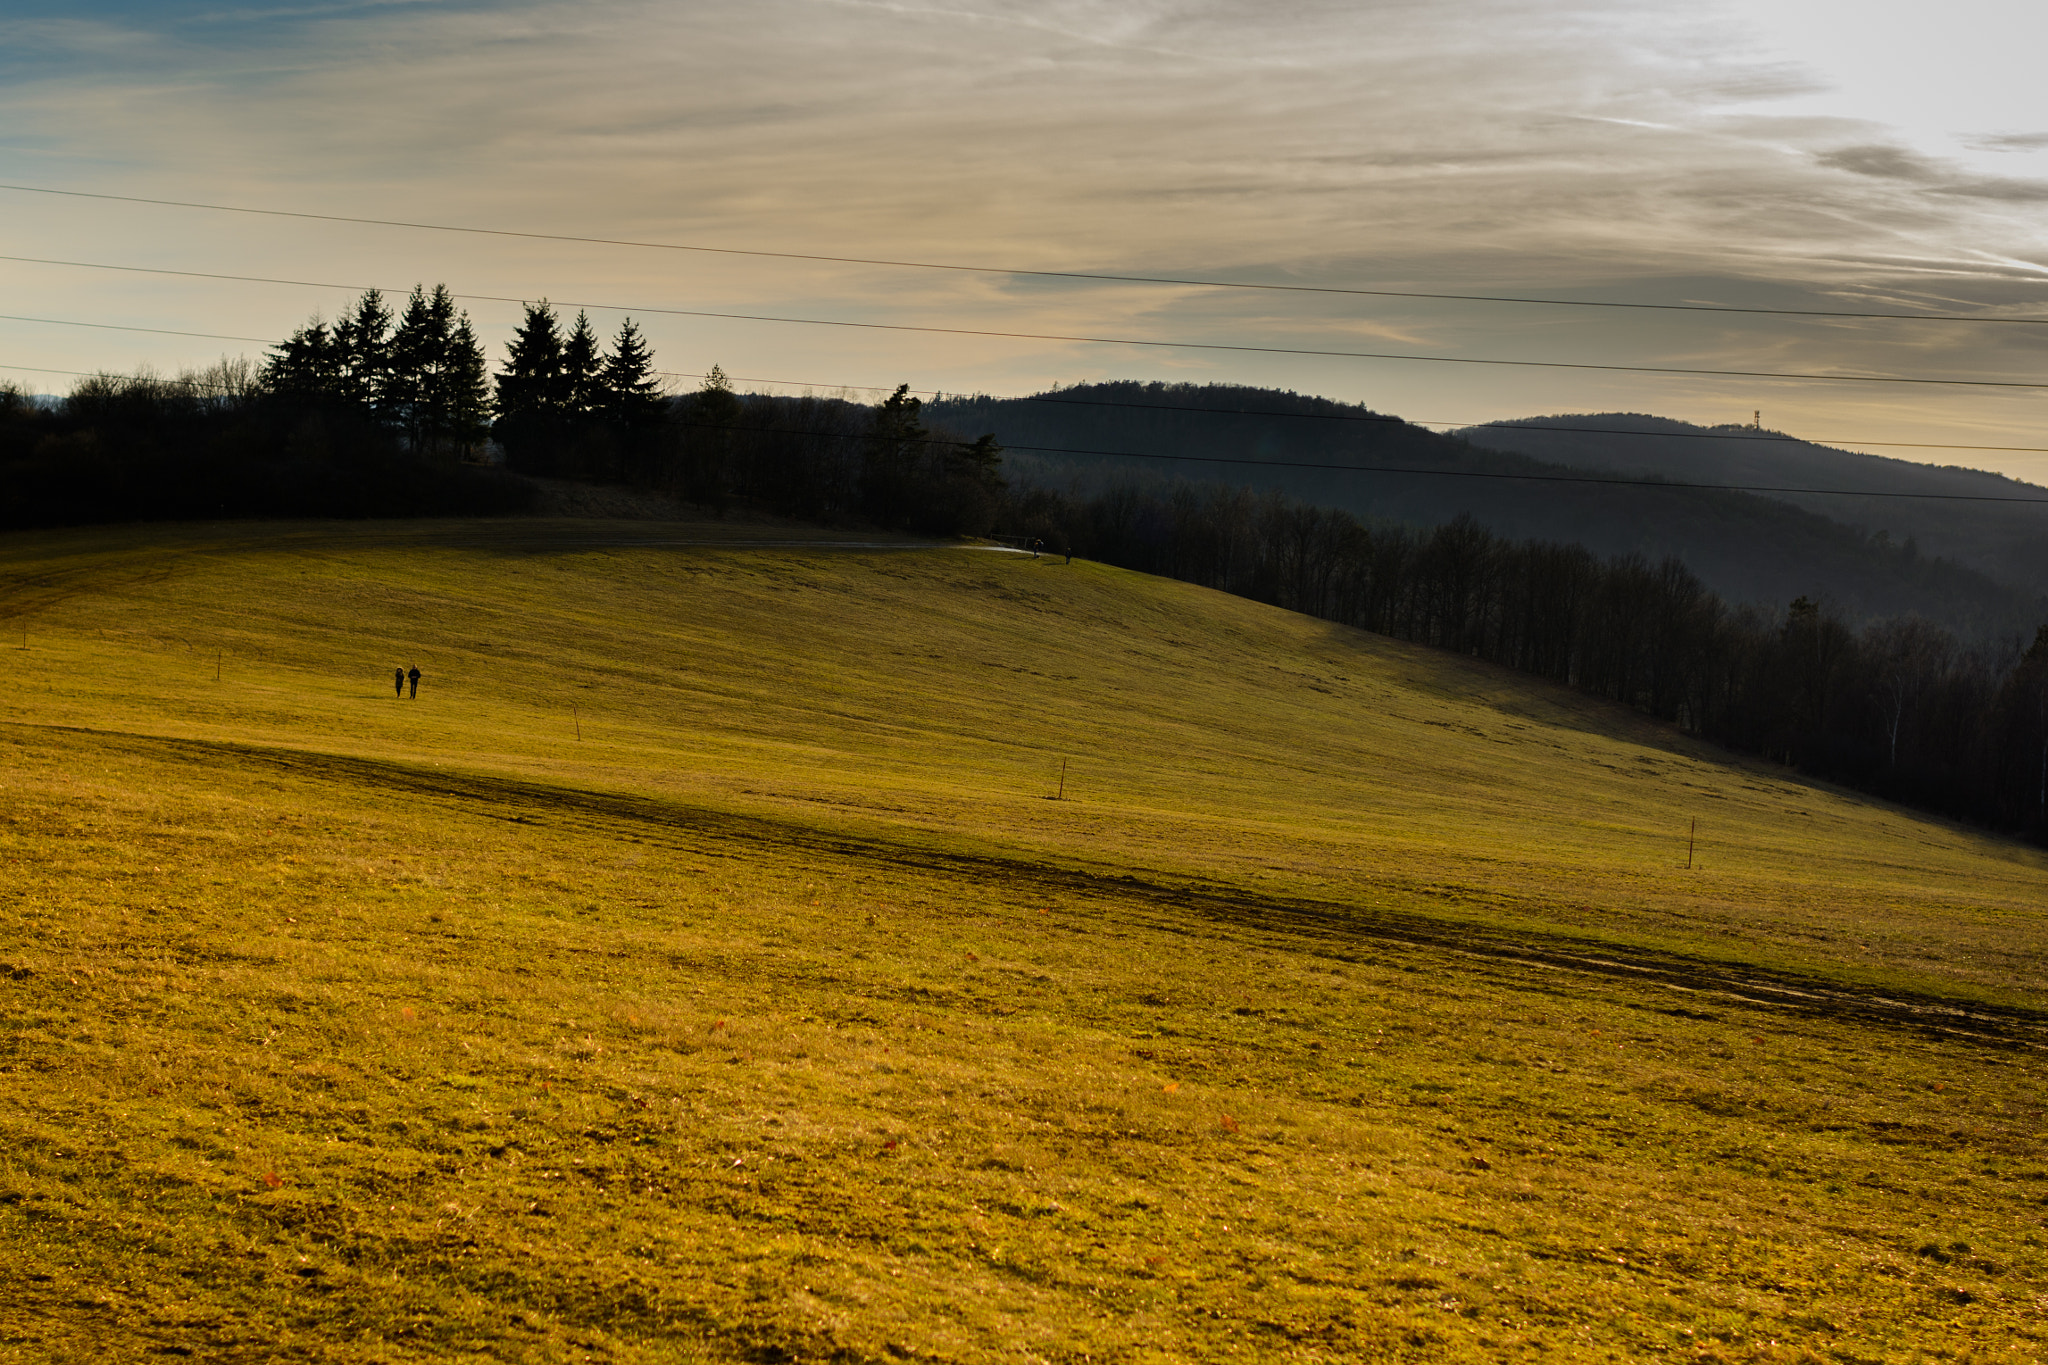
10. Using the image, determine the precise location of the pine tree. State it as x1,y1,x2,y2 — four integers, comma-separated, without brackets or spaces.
598,318,664,428
861,384,927,526
958,433,1003,477
694,364,739,428
444,311,493,454
385,284,471,453
680,364,742,510
496,301,564,419
422,284,460,440
262,320,341,402
383,285,436,445
560,312,602,419
334,289,392,412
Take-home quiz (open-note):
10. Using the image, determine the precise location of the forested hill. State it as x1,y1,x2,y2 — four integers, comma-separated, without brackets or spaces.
1457,413,2048,598
931,382,2044,636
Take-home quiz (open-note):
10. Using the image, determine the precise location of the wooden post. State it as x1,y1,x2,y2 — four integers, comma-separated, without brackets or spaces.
215,649,222,682
1686,817,1696,870
573,704,582,742
1057,757,1067,800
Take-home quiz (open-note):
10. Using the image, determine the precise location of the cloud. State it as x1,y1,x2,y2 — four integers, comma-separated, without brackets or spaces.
1816,144,1938,181
1968,132,2048,153
1815,142,2048,205
1943,178,2048,205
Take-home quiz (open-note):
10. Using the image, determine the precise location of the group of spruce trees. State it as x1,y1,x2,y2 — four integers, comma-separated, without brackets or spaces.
264,285,493,459
264,289,664,476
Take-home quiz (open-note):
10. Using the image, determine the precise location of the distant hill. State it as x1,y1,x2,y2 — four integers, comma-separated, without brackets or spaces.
1457,413,2048,599
932,382,2046,637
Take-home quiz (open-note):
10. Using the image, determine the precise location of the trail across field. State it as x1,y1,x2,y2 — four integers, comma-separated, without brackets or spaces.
31,719,2048,1053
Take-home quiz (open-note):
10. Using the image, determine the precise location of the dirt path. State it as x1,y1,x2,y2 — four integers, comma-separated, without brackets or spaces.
27,719,2048,1052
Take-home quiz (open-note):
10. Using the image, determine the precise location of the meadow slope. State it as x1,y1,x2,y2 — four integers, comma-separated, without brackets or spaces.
1,517,2044,1363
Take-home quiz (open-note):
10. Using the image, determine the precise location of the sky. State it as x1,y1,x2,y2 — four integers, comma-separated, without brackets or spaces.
4,0,2047,478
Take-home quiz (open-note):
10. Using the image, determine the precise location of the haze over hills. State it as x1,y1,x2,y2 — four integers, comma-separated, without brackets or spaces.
1458,414,2048,600
931,383,2047,638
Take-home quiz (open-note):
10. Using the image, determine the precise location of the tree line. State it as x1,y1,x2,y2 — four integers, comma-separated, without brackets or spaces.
996,480,2048,840
0,357,529,526
272,290,1007,533
1,288,1007,532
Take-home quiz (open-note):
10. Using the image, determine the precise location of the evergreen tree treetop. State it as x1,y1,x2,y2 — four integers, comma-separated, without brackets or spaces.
693,363,741,428
497,300,565,419
446,311,493,449
262,320,340,402
335,289,391,410
561,311,602,419
599,318,664,428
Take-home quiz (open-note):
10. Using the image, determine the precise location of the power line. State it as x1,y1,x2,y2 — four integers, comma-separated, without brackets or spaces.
0,313,273,345
4,320,2046,455
3,180,2043,327
0,285,2037,453
5,252,2046,391
4,314,2016,455
0,362,255,390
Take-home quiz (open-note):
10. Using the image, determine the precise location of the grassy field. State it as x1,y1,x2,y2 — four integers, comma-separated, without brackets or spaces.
2,516,2045,1363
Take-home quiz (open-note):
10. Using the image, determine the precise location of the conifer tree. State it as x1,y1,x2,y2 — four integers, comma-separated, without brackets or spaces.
334,289,391,411
496,301,564,419
959,433,1003,476
262,321,341,402
560,312,602,419
384,284,476,455
860,384,927,526
444,312,493,453
694,364,739,427
383,285,437,444
679,363,742,510
598,318,664,428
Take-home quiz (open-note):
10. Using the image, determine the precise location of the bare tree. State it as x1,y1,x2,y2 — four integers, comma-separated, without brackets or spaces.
1865,616,1955,767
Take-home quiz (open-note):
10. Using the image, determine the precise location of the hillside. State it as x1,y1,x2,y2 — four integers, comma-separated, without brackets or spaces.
3,518,2046,1362
933,383,2045,633
1459,413,2048,599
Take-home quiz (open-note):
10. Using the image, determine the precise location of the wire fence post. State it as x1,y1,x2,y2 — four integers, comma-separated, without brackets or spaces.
1686,816,1696,870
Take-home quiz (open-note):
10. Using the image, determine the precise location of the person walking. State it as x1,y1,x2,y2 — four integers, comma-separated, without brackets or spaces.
407,665,421,699
394,667,405,698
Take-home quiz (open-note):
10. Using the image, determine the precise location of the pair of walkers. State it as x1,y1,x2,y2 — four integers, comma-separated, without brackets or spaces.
393,665,421,699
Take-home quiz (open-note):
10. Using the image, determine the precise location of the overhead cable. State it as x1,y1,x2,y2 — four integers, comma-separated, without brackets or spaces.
4,253,2045,391
4,319,2046,454
2,181,2041,326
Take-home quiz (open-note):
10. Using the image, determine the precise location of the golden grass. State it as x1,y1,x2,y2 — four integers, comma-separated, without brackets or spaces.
2,517,2045,1362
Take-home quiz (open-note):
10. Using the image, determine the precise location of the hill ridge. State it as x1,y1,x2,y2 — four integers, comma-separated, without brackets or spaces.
932,381,2045,631
1461,410,2048,596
